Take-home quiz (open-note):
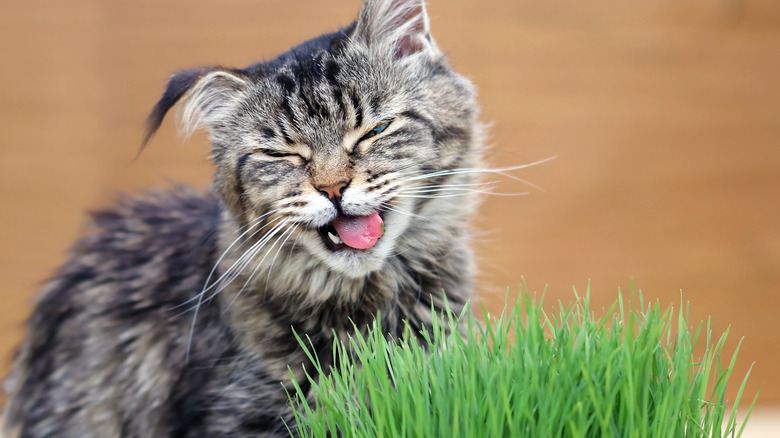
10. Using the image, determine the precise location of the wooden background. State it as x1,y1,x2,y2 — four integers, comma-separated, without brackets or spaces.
1,0,778,424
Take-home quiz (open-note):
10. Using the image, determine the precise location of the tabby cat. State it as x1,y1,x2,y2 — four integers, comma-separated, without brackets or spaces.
1,0,483,436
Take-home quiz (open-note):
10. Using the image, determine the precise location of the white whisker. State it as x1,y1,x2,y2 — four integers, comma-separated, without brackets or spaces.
402,156,556,192
184,215,289,360
177,214,283,311
396,189,528,199
224,220,296,314
230,208,279,235
174,209,283,316
399,181,497,192
211,219,290,298
263,224,299,292
399,183,498,195
379,202,423,219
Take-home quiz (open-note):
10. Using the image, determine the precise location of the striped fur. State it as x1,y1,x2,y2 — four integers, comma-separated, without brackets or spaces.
1,0,483,436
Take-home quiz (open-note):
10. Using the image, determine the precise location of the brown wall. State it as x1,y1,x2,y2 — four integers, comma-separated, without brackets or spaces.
1,0,779,406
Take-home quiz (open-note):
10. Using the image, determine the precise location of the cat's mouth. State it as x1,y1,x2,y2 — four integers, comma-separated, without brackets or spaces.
317,211,385,252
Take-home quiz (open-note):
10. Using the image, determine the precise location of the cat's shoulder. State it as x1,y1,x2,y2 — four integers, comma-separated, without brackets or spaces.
88,186,221,247
81,186,221,262
38,187,222,310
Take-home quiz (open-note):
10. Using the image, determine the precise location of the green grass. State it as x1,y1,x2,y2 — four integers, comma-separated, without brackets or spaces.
286,287,758,437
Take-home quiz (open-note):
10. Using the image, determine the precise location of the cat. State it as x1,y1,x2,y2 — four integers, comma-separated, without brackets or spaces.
1,0,483,436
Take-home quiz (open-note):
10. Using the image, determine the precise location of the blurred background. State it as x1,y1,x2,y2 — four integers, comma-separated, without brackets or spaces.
1,0,778,432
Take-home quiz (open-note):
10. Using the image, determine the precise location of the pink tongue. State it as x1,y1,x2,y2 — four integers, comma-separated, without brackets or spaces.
332,212,384,249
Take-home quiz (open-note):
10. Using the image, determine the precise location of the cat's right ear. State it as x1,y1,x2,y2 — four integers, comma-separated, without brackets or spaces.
353,0,439,60
142,67,249,147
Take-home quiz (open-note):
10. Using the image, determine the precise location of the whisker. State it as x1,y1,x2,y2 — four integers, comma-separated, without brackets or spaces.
223,220,296,314
398,182,528,197
379,202,423,219
174,214,284,311
217,194,295,237
402,156,557,191
182,218,288,317
391,151,464,174
263,224,299,292
398,181,497,192
183,216,288,360
398,184,499,195
395,189,529,199
270,228,305,287
230,207,280,235
211,225,288,310
210,219,290,299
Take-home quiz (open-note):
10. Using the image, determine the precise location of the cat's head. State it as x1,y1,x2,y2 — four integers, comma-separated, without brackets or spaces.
144,0,480,280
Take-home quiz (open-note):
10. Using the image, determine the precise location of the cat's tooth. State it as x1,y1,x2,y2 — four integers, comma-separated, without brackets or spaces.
328,232,342,245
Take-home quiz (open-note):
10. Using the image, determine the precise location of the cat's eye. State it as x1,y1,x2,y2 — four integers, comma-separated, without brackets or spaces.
359,121,391,143
254,148,300,159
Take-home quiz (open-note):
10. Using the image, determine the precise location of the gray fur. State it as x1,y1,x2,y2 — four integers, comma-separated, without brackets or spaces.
1,0,483,436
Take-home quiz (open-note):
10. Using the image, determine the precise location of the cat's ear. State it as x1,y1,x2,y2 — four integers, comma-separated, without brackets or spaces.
353,0,438,59
142,67,249,147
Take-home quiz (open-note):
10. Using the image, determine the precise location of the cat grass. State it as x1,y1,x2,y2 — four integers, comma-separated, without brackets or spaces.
286,287,757,437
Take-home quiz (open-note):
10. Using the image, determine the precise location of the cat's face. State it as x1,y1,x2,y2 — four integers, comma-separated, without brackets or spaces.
144,0,479,279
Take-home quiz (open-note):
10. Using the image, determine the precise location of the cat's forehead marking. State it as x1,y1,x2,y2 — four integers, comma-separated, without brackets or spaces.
252,56,378,154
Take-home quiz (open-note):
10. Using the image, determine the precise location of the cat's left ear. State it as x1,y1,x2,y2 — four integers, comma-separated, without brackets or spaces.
353,0,439,59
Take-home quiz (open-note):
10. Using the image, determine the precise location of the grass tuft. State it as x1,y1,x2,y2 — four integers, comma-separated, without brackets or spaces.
286,286,757,437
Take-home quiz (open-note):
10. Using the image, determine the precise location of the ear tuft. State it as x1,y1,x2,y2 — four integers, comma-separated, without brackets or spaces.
354,0,437,59
142,67,248,148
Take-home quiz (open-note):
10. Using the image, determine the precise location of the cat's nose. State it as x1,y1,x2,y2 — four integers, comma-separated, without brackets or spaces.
318,181,349,200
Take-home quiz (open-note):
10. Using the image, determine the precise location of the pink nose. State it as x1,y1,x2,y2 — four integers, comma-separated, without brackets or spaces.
318,182,348,200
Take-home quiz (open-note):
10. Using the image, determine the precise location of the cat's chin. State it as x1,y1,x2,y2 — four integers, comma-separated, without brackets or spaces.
303,233,391,279
326,248,386,279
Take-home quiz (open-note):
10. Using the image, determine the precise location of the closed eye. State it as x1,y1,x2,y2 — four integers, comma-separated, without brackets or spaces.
358,121,391,143
254,148,300,159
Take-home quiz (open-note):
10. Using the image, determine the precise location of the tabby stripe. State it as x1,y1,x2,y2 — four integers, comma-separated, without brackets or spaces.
350,92,363,128
300,86,328,119
276,74,299,124
252,162,284,188
400,110,433,131
280,201,306,208
290,61,332,119
260,126,276,140
275,74,296,94
432,125,469,148
332,89,345,120
369,96,382,117
388,152,415,161
323,60,345,115
276,119,294,144
366,179,392,193
235,153,252,218
280,94,297,126
371,138,416,158
377,185,397,198
366,169,390,183
299,90,318,118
